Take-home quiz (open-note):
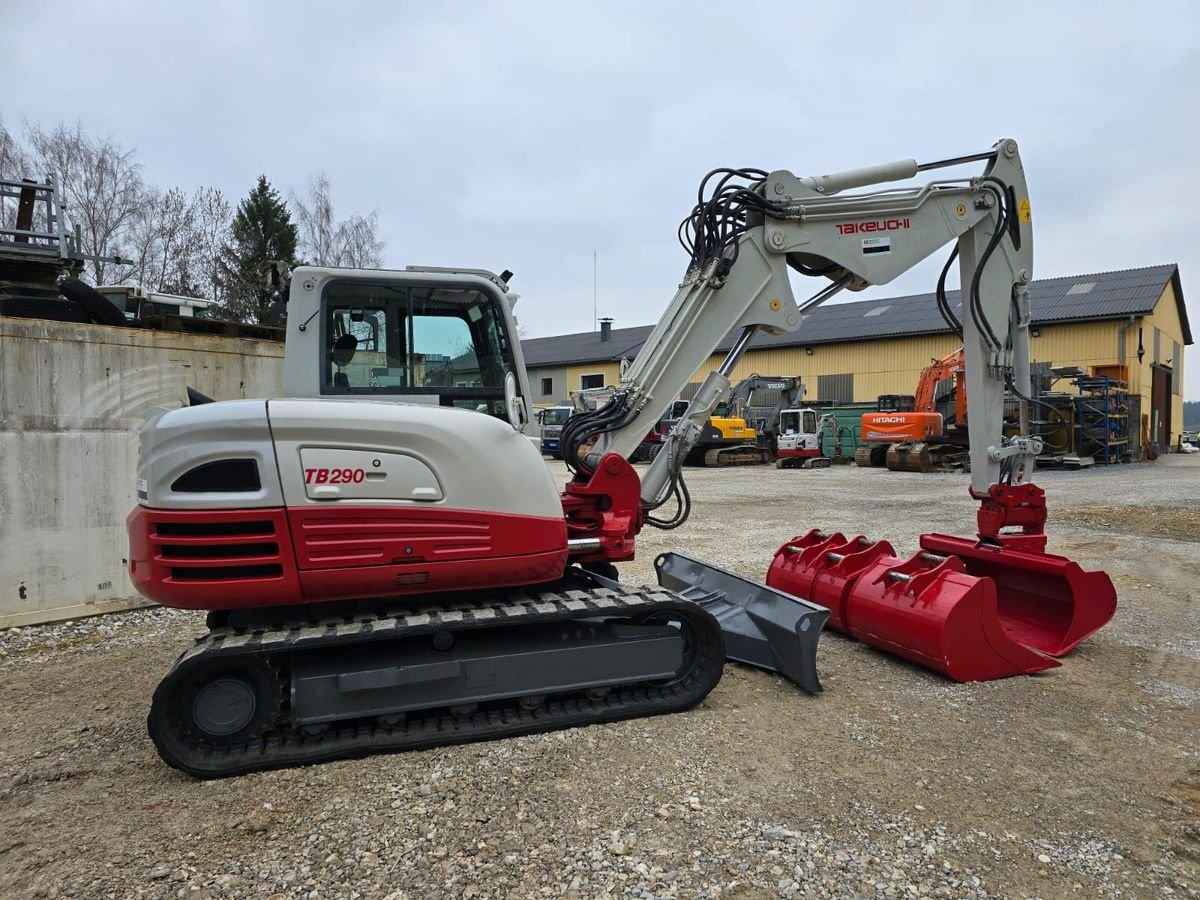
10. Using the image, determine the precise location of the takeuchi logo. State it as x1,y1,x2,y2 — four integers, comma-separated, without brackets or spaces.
836,218,911,235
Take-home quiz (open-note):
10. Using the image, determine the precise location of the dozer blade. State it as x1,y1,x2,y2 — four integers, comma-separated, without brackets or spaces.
655,551,828,693
920,533,1117,657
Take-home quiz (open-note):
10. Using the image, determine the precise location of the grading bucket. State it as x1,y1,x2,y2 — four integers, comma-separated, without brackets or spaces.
919,533,1117,657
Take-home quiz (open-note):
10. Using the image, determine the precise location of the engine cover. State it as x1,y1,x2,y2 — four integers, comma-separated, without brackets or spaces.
128,399,569,609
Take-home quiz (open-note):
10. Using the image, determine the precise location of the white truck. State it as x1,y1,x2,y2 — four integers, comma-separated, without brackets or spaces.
96,285,216,320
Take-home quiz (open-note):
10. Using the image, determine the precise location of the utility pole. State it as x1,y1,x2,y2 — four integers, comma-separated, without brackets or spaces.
593,251,598,332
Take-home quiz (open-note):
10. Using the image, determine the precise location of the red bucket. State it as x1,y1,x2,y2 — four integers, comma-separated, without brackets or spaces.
843,550,1059,681
768,531,894,631
920,533,1117,657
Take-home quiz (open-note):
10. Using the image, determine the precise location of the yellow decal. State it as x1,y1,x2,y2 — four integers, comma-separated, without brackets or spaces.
769,298,782,311
1018,198,1031,223
955,202,967,217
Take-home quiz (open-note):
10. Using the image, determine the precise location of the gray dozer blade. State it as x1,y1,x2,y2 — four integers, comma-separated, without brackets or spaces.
654,551,828,693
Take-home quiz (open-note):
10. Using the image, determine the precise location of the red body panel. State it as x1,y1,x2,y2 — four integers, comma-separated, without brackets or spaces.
127,506,303,609
128,504,568,610
776,448,823,460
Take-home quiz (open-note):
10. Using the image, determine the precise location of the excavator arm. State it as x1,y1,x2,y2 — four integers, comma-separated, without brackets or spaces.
913,348,966,415
565,139,1038,540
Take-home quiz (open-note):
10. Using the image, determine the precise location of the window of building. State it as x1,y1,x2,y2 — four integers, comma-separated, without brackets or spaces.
580,373,605,390
817,373,854,403
541,377,554,396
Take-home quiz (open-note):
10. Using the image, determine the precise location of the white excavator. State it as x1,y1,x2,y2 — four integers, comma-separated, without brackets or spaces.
129,138,1114,777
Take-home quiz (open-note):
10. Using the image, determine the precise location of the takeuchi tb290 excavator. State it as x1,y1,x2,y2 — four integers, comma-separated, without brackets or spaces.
129,138,1116,777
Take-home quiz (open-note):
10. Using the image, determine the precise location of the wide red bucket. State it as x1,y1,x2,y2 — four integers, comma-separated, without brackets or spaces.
920,533,1118,657
842,550,1058,681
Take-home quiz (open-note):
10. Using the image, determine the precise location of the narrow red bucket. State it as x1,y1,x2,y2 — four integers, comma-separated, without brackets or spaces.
843,551,1059,681
920,533,1118,657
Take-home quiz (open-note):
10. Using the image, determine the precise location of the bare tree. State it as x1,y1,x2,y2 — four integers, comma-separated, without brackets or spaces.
25,121,149,284
293,174,384,268
0,119,34,233
122,186,230,298
188,187,232,301
126,187,194,292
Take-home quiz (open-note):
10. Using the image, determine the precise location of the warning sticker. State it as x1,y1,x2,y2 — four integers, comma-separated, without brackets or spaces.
861,236,892,256
1019,198,1031,223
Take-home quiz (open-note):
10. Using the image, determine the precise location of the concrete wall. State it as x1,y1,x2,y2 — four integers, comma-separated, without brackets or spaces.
0,318,283,627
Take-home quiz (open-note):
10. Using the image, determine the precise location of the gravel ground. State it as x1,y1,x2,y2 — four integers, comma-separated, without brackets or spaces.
1,456,1197,899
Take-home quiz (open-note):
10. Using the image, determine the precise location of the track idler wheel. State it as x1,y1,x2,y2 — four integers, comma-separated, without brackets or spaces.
149,656,281,766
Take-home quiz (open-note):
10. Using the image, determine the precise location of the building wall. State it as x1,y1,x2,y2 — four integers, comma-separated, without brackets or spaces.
529,365,569,408
523,284,1189,446
1138,281,1187,448
0,318,284,627
564,361,623,394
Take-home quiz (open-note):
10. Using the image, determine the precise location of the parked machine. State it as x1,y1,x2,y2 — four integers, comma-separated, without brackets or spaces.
653,396,768,466
129,138,1116,777
858,348,969,471
1,174,128,326
536,404,574,458
775,408,836,469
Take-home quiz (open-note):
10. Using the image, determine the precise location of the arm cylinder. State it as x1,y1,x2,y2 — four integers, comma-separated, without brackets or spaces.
801,159,919,194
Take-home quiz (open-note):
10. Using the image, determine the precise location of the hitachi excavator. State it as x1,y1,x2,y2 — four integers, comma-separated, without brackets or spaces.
858,348,969,471
129,138,1115,777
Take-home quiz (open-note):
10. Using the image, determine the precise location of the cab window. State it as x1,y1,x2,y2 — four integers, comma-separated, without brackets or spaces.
322,280,516,418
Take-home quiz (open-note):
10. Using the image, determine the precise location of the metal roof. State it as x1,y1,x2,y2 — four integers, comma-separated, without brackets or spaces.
520,264,1188,367
521,324,651,367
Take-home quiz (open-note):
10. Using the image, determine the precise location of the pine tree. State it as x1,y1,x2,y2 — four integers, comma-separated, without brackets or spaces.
214,175,298,323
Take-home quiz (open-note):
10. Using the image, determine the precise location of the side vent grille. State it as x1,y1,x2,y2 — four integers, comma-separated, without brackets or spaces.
151,516,286,583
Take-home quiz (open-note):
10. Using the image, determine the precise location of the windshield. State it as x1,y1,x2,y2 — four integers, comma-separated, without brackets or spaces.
779,411,799,434
541,408,572,426
321,280,517,417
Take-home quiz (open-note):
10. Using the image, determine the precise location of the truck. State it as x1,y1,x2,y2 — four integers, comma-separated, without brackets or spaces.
536,404,574,457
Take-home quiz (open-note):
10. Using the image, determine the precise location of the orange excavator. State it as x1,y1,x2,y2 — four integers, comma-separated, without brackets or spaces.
858,348,968,471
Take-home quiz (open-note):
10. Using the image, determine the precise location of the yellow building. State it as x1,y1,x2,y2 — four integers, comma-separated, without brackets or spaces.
522,265,1191,455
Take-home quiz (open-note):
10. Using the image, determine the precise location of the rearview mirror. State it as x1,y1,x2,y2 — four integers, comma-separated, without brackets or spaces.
504,371,527,432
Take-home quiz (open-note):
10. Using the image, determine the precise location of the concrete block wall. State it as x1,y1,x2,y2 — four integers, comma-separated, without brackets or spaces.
0,318,284,627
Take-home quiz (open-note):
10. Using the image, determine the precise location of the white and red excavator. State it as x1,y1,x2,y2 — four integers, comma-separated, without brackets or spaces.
128,139,1116,777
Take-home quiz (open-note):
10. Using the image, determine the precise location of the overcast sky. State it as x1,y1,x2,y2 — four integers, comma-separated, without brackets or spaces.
5,1,1198,397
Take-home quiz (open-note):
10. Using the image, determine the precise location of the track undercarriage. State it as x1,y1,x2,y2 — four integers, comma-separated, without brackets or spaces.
148,571,725,778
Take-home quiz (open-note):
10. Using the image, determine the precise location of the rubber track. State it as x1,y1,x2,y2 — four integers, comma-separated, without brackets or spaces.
148,584,725,779
703,447,770,467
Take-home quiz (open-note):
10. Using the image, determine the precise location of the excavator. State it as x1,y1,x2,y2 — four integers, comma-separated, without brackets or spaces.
858,348,969,471
128,138,1116,777
653,396,767,466
775,409,840,469
715,374,835,469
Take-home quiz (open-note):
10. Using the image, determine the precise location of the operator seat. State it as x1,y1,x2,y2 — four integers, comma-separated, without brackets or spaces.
331,334,358,389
